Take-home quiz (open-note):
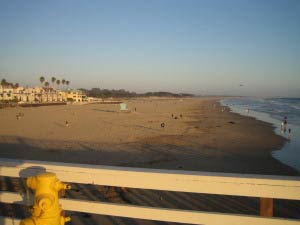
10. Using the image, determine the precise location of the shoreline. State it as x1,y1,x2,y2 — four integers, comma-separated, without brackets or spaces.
220,98,300,172
0,97,298,176
1,97,300,223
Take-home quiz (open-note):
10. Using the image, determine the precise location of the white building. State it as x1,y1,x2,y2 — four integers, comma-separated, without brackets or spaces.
0,84,88,104
66,90,87,102
0,85,62,103
0,85,15,101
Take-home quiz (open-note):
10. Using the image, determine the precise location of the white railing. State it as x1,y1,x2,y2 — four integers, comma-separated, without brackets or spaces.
0,158,300,225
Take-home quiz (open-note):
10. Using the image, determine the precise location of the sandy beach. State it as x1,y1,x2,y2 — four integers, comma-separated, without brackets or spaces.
1,97,299,224
0,97,297,175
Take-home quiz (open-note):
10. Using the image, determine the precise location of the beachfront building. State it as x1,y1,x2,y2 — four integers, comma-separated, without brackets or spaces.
55,90,68,102
13,86,49,103
24,87,69,103
0,85,14,101
19,87,44,103
66,90,87,102
0,84,73,103
0,85,45,102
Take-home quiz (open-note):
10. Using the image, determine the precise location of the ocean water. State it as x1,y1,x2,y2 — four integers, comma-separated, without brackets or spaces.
220,98,300,172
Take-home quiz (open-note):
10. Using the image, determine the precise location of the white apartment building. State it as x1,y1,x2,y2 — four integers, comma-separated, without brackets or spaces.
66,90,87,102
0,85,88,103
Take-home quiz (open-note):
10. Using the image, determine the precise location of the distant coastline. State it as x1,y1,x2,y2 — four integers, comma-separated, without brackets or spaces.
78,88,194,98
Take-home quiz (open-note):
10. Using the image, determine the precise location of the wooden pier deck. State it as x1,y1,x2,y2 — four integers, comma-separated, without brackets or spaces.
1,158,300,225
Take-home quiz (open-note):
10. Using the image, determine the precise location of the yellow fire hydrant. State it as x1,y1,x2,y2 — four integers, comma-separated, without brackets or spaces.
20,172,71,225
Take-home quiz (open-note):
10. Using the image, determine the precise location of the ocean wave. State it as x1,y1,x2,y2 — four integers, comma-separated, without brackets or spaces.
223,98,300,126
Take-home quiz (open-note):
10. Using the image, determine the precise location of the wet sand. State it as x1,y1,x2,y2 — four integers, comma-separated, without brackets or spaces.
0,97,299,224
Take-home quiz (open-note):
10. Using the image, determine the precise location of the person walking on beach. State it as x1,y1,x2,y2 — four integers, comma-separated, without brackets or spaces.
283,117,288,132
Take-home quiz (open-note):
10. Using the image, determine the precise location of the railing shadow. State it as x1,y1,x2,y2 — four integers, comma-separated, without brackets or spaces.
1,136,300,224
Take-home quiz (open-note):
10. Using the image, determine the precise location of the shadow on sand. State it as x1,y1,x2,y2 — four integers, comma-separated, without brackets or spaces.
0,136,300,225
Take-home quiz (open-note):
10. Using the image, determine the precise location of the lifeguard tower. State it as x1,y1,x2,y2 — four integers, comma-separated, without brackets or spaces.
120,103,130,112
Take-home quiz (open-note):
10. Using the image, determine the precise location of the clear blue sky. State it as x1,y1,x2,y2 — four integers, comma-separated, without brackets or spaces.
0,0,299,97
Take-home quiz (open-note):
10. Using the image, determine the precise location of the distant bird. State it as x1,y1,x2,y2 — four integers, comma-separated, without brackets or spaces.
239,84,244,87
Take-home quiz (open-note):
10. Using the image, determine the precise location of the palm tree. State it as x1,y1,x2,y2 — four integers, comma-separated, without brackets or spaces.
44,82,50,102
44,81,49,88
56,80,60,88
62,79,66,90
66,80,70,90
1,78,7,86
51,77,56,87
39,76,45,86
51,77,56,101
56,80,61,101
